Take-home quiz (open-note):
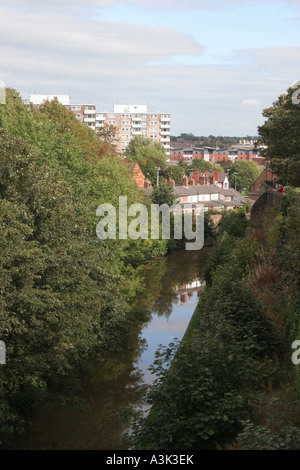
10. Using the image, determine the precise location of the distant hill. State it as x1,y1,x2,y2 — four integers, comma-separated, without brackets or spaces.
170,134,259,149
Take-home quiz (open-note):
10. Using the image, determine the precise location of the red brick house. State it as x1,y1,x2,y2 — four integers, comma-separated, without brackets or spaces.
125,161,152,189
248,167,279,201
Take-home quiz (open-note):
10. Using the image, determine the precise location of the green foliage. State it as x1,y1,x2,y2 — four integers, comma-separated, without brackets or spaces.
0,131,144,444
226,160,262,192
274,191,300,290
125,136,168,186
126,98,300,450
151,183,176,206
177,159,189,176
272,191,300,397
171,134,258,149
237,415,300,450
204,208,249,285
128,281,277,450
258,84,300,186
0,90,172,446
161,165,184,184
189,159,223,173
204,232,236,285
126,219,279,450
204,212,217,240
217,207,249,238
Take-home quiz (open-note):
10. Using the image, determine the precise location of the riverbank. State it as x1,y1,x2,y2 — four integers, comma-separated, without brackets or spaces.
128,199,300,450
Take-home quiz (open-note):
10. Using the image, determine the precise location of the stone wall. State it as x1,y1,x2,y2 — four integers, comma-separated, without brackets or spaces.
250,189,283,228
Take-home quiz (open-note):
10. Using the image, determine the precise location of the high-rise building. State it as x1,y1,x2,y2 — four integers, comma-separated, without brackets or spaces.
67,103,171,156
29,96,170,157
109,104,170,156
30,94,70,106
65,103,97,127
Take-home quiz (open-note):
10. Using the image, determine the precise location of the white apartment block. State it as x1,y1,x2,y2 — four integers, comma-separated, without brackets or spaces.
67,103,171,157
29,96,171,157
65,103,97,126
30,94,70,106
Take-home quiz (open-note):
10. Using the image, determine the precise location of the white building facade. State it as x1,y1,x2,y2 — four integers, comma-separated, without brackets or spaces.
28,96,171,157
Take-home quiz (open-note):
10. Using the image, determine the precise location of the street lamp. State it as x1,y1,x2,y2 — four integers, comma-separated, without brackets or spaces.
156,166,161,187
227,168,231,188
233,172,238,191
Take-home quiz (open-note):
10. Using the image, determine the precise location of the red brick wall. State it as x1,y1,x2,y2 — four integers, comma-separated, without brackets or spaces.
132,164,145,188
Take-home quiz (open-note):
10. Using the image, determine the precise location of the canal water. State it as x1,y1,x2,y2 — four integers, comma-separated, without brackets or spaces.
12,246,211,450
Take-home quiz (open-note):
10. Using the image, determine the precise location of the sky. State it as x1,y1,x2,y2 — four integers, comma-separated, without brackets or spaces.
0,0,299,135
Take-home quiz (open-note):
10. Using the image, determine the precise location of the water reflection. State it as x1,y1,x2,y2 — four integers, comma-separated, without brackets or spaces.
11,246,211,450
136,250,209,385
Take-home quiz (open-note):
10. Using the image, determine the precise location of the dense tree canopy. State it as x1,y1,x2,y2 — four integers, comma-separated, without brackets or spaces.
125,136,168,186
0,131,136,444
226,160,262,192
0,89,172,446
151,183,176,206
258,84,300,186
189,159,223,173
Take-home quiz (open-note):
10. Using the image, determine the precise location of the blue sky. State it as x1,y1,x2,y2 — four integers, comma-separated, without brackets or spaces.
0,0,299,135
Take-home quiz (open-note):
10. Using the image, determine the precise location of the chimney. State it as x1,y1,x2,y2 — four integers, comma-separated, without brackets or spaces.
210,174,215,184
171,179,175,188
190,178,195,186
144,178,152,189
213,168,219,182
199,175,206,185
193,170,200,183
182,176,189,186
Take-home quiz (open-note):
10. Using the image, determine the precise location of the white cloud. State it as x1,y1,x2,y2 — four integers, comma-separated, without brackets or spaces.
131,0,300,10
2,42,296,134
0,4,298,135
0,9,203,62
234,47,300,85
0,0,115,7
1,0,299,11
242,99,261,105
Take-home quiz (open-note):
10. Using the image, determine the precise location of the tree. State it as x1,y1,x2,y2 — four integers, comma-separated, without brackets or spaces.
0,90,172,446
152,183,176,206
0,130,138,445
227,160,262,192
161,165,185,184
95,123,120,158
189,159,223,173
258,83,300,186
125,136,168,186
177,159,189,176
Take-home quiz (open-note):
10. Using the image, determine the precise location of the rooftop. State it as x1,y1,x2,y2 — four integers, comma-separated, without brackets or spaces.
174,184,222,197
